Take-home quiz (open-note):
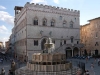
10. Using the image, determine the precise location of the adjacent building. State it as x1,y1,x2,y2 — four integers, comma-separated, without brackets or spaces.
80,17,100,56
5,41,9,51
0,42,4,49
12,2,83,61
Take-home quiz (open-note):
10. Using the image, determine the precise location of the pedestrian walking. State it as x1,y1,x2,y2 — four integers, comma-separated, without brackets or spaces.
5,57,7,62
94,58,96,64
90,62,94,71
98,58,100,66
8,70,13,75
0,68,5,75
76,69,82,75
86,57,88,63
86,70,89,75
83,70,86,75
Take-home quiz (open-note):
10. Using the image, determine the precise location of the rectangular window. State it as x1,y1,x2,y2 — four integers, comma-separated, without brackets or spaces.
77,41,79,44
64,40,66,44
34,40,38,46
60,41,62,46
96,32,98,38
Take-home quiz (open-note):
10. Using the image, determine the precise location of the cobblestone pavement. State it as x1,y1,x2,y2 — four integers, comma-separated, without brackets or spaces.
68,58,100,75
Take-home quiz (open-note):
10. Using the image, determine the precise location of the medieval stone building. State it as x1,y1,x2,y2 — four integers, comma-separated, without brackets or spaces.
12,2,82,61
80,17,100,56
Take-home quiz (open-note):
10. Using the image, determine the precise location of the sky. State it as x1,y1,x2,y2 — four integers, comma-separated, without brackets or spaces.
0,0,100,45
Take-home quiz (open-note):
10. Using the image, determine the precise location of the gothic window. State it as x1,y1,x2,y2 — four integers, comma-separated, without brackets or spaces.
63,21,66,26
34,40,38,46
70,36,74,43
34,17,38,25
70,21,74,28
51,19,55,26
43,18,47,26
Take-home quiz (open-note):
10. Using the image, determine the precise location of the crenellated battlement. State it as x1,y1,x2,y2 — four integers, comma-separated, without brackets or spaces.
25,2,80,14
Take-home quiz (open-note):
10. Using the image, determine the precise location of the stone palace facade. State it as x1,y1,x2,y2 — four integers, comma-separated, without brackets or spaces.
12,2,83,61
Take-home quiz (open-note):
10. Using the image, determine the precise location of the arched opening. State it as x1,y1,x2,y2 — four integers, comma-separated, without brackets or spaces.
51,19,55,27
41,38,46,50
95,49,98,55
73,47,79,56
34,17,38,25
63,20,67,27
70,20,74,28
65,47,72,58
43,18,47,26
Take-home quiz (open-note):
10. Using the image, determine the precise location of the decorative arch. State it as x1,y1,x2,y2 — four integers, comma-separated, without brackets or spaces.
73,47,79,56
51,19,55,26
43,18,47,26
95,49,98,55
34,17,38,25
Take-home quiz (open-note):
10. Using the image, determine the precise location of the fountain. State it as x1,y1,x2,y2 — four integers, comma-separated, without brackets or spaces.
44,37,55,53
15,37,75,75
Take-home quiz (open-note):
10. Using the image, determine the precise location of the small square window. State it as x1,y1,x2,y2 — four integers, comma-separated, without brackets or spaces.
34,40,38,46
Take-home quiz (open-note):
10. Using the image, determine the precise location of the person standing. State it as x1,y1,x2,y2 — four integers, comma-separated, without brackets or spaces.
98,58,100,66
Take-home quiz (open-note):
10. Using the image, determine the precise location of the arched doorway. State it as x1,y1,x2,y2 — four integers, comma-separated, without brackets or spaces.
41,38,46,50
65,47,72,58
95,49,98,55
73,47,79,56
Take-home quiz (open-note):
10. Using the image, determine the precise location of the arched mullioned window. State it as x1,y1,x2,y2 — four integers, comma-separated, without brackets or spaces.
63,20,67,26
34,17,38,25
43,18,47,26
70,21,74,28
70,36,74,43
51,19,55,26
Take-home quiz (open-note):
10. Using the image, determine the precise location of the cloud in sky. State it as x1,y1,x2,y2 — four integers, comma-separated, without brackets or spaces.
30,0,47,4
0,11,14,25
0,25,8,31
0,37,9,46
0,5,6,10
53,0,59,4
0,25,11,35
0,25,11,45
